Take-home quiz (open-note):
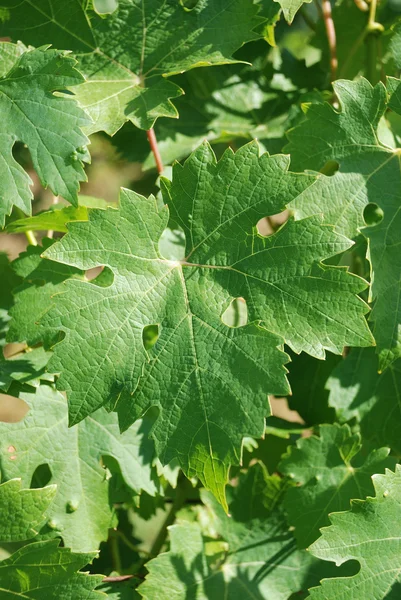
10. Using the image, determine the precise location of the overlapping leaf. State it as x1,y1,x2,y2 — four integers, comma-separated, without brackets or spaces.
287,77,401,369
308,465,401,599
0,0,264,134
328,348,401,454
41,142,373,507
7,239,84,348
0,252,21,345
0,539,104,599
139,463,338,599
0,43,90,225
0,347,52,391
280,424,393,548
0,385,158,551
0,479,56,542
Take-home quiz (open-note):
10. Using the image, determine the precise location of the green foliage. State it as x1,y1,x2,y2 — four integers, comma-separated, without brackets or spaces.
0,479,56,542
1,3,401,598
0,44,90,225
0,539,104,598
308,466,401,599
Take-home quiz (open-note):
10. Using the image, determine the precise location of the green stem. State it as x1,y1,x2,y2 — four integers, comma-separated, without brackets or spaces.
14,208,37,246
109,530,123,574
149,476,188,558
366,0,384,84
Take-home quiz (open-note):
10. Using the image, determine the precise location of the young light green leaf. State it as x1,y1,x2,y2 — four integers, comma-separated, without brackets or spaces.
0,0,264,134
0,539,104,599
139,463,335,599
0,43,91,225
308,465,401,599
7,240,84,348
0,385,159,552
327,348,401,454
0,479,56,542
41,142,373,507
287,77,401,369
279,424,394,548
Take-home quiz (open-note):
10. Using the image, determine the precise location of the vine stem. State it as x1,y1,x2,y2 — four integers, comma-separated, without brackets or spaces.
147,128,164,174
14,208,37,246
149,476,188,558
366,0,383,84
322,0,338,82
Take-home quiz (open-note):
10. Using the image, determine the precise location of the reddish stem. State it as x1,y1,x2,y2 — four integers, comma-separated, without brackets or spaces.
146,128,164,174
322,0,338,82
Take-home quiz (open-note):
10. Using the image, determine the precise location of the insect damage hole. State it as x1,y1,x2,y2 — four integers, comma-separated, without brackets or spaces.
257,211,288,237
143,324,160,350
221,298,248,328
30,463,52,488
363,203,384,226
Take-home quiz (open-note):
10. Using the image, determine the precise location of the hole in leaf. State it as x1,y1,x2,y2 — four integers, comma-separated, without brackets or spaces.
143,324,159,350
85,266,114,287
363,203,384,226
30,463,52,488
319,160,339,176
221,298,248,328
0,393,29,423
257,211,288,237
159,227,186,261
93,0,118,14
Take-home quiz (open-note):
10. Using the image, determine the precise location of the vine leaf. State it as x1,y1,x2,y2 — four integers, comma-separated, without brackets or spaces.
308,465,401,599
139,463,338,599
0,252,22,345
0,346,53,392
0,479,56,542
327,348,401,455
286,77,401,369
0,0,264,134
279,424,394,548
0,43,91,225
273,0,310,24
7,239,84,348
0,539,104,599
0,385,159,552
42,142,372,507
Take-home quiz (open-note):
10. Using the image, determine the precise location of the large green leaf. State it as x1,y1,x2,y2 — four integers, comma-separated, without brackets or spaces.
308,465,401,599
0,539,104,599
279,424,394,548
0,252,22,345
0,385,158,551
0,43,90,225
0,479,56,542
0,0,264,134
41,142,372,506
287,77,401,369
139,463,337,599
327,348,401,454
7,239,84,348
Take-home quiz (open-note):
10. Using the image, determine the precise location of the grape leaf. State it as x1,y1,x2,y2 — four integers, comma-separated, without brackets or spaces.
7,239,84,348
279,424,394,548
6,196,110,234
0,43,91,225
327,348,401,454
274,0,310,24
0,252,22,345
0,385,159,551
0,479,56,542
0,539,104,599
0,347,53,392
308,465,401,599
287,77,401,369
41,142,373,506
139,463,335,599
0,0,264,134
